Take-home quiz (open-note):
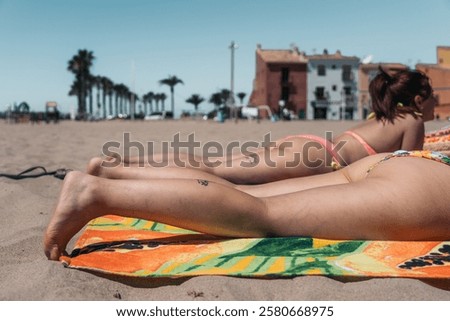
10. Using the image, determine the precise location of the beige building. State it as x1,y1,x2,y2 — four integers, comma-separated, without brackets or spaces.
437,46,450,67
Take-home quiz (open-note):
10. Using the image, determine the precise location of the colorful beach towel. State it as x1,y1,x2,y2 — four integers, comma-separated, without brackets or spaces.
424,127,450,152
61,215,450,279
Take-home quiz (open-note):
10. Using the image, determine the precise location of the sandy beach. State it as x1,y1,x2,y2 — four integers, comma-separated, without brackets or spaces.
0,118,449,301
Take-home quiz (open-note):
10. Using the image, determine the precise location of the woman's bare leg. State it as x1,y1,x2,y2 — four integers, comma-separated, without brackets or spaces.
107,152,208,170
96,136,335,184
208,137,334,184
87,156,351,197
44,156,450,261
44,171,269,260
87,157,236,187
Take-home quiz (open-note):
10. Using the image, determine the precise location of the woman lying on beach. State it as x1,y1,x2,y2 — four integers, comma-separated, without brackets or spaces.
45,150,450,261
97,68,436,184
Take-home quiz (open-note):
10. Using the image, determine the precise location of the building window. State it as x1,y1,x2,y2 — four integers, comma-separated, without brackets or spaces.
317,65,326,76
281,86,290,102
314,108,327,119
343,86,353,107
281,68,289,83
343,86,352,95
332,65,336,69
332,85,337,91
315,87,325,100
342,65,352,81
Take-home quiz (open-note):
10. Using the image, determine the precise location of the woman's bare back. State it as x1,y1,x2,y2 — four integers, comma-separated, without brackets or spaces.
334,115,425,165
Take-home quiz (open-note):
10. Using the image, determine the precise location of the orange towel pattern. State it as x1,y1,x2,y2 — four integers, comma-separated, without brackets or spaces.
61,215,450,279
424,127,450,151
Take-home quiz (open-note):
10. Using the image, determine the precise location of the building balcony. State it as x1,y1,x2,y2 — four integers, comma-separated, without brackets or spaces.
311,96,356,110
342,71,355,82
311,99,329,108
343,95,356,108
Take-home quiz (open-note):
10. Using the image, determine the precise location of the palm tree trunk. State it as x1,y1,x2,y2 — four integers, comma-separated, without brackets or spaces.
171,87,174,114
115,95,119,116
102,92,107,118
109,94,113,117
80,76,86,116
97,85,101,116
88,87,93,115
77,93,83,116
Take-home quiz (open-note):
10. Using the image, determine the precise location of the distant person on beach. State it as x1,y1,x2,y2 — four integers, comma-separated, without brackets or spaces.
44,150,450,261
89,67,437,184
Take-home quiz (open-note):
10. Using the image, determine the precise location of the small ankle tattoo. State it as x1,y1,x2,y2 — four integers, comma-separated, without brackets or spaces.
197,179,209,186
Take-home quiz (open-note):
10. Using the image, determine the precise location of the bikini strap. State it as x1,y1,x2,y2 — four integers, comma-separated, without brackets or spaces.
344,131,377,155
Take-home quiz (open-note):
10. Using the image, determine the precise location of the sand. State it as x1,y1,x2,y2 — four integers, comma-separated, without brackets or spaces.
0,118,449,301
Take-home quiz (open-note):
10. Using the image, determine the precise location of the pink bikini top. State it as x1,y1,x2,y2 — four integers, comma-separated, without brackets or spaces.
343,131,377,155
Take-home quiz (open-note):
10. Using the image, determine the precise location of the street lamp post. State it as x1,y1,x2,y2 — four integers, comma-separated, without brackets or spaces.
131,60,135,120
229,41,238,122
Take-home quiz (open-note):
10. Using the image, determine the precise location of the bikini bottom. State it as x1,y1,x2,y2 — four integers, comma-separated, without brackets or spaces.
366,150,450,175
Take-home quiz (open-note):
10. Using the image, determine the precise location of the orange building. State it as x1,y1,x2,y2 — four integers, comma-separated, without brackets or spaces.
358,63,408,119
416,46,450,119
249,44,308,118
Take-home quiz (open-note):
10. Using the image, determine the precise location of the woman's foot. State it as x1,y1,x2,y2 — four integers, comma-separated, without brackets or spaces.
44,171,99,260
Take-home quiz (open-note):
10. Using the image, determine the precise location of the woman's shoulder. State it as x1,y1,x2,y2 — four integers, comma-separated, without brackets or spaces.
388,114,424,130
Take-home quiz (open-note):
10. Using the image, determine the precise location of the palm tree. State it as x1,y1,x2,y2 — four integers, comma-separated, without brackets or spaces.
209,92,223,110
129,92,139,117
220,89,232,104
142,93,149,115
68,79,82,107
154,93,162,112
85,74,99,117
237,92,247,106
143,91,155,114
160,93,167,111
147,91,155,114
86,75,95,116
209,89,234,119
186,94,205,112
114,83,128,116
67,49,95,117
159,75,183,115
93,75,103,117
121,84,130,115
101,77,114,118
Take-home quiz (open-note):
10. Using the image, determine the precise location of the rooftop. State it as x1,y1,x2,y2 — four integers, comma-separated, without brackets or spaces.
256,45,362,63
360,63,408,70
307,49,359,61
416,63,450,70
257,44,307,63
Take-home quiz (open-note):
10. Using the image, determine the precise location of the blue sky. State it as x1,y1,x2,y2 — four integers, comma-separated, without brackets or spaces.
1,0,449,116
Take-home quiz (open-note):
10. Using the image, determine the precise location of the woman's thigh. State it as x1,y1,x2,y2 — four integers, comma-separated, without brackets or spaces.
263,157,450,241
212,136,335,184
